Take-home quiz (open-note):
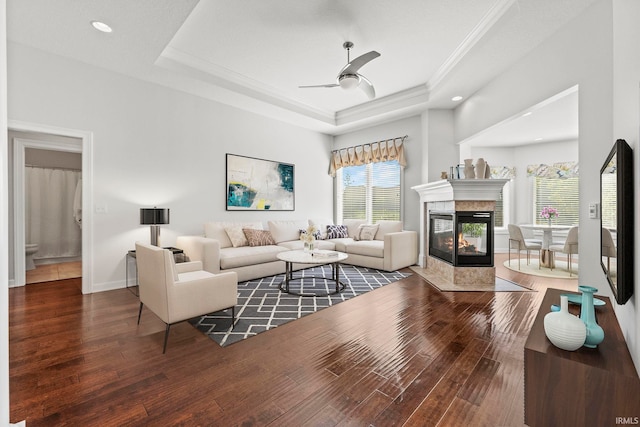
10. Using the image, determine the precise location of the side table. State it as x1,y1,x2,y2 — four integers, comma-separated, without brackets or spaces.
126,246,185,296
524,288,640,426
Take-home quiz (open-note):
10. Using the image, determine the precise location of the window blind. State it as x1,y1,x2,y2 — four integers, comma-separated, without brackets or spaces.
338,160,401,223
533,177,579,225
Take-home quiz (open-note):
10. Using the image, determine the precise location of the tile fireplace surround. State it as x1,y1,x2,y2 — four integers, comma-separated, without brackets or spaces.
412,179,508,286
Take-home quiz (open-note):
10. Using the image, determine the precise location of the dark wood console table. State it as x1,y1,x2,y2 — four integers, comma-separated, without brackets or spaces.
524,288,640,426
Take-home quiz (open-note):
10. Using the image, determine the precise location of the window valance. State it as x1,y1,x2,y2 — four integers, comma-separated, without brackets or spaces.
490,166,516,179
527,161,579,179
329,136,407,177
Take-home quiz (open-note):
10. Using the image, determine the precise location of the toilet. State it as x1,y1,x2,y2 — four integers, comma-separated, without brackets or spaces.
25,243,39,271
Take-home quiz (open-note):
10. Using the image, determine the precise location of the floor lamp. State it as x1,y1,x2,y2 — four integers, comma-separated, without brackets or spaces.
140,207,170,246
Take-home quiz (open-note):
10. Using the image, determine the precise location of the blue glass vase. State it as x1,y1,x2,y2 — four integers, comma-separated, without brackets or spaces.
578,285,605,348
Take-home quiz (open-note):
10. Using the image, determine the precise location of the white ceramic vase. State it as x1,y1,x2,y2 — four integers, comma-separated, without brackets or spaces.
543,295,586,351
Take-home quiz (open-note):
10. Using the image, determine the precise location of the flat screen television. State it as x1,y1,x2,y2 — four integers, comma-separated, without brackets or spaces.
600,139,634,305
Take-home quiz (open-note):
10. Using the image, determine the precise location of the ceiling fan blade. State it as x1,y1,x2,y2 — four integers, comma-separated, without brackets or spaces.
298,84,340,88
341,51,380,75
358,74,376,99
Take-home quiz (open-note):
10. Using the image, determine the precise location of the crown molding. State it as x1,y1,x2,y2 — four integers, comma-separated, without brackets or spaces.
335,85,430,126
157,46,336,125
428,0,516,92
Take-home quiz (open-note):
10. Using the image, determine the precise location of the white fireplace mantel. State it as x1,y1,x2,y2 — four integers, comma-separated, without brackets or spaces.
412,179,509,203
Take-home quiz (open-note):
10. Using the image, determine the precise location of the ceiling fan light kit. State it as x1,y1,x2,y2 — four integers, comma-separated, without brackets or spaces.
299,41,380,99
338,74,360,90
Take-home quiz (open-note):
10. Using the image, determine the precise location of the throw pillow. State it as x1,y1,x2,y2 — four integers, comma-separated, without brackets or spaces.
225,226,248,247
243,228,276,247
343,219,367,238
354,224,379,241
299,228,322,240
309,218,334,239
326,224,348,239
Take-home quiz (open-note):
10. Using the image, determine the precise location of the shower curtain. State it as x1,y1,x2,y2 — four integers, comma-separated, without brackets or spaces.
25,166,82,260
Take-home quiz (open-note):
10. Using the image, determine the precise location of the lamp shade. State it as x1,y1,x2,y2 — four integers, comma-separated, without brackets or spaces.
140,208,170,225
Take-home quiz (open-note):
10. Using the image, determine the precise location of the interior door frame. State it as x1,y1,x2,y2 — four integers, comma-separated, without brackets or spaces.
10,120,93,294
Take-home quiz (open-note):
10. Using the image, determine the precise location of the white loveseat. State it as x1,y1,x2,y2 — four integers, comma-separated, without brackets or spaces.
176,219,418,282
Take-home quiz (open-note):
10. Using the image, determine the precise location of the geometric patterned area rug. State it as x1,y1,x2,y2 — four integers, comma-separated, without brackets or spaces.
189,265,410,346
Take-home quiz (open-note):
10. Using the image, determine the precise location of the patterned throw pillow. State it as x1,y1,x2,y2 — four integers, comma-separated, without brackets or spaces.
326,224,348,239
299,228,322,240
225,226,249,247
354,224,379,241
243,228,276,247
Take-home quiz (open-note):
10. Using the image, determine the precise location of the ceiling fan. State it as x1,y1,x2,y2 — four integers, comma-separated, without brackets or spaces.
299,41,380,99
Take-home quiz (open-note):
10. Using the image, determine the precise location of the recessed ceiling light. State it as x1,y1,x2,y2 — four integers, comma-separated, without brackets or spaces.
534,137,543,141
91,20,112,33
451,96,463,102
523,112,533,117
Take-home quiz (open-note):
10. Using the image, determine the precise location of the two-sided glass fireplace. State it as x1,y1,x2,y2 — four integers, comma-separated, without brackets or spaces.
429,211,494,266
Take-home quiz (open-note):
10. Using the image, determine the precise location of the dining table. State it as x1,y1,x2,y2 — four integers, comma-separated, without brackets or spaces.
519,224,572,268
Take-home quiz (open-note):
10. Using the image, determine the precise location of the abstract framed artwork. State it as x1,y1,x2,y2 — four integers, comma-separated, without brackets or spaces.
226,154,295,211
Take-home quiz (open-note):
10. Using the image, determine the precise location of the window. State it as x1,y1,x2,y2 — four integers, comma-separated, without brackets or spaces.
532,177,579,225
494,191,504,228
337,160,401,223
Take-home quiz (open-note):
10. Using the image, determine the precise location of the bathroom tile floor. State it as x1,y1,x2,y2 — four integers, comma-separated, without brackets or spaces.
26,261,82,284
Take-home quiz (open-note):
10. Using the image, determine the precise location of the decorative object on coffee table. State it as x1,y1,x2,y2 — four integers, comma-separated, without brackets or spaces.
300,224,318,252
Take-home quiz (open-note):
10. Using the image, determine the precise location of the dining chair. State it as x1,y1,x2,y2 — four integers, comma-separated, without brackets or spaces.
520,227,542,245
508,224,542,270
601,227,617,272
135,242,238,353
549,226,579,276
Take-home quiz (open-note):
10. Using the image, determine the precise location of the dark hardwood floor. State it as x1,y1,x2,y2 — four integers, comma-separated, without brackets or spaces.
9,254,578,426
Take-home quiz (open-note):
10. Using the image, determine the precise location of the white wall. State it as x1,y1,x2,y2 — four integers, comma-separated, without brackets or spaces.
333,115,424,234
456,0,640,373
612,0,640,375
424,109,457,184
7,42,333,291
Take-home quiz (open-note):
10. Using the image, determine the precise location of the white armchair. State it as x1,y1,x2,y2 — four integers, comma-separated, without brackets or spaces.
135,242,238,353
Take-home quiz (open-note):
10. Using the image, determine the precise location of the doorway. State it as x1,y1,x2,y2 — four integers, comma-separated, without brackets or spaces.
9,121,93,294
24,147,82,284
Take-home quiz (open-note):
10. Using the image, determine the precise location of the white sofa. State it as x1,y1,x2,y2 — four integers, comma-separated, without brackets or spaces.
176,219,418,282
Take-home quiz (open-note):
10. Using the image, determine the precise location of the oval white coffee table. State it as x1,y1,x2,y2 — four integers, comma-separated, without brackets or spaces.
277,250,348,296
